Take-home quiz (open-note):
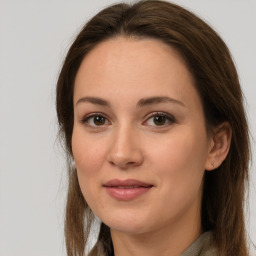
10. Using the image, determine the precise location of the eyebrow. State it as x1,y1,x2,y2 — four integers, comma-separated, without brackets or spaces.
76,96,111,107
76,96,186,108
137,96,186,108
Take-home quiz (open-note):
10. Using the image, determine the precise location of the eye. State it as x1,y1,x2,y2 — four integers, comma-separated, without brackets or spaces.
81,113,110,127
144,112,175,127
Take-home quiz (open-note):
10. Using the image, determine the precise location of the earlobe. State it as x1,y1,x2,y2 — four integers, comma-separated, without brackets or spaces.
205,122,232,171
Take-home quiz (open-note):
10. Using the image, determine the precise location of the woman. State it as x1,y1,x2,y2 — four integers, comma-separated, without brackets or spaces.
56,1,250,255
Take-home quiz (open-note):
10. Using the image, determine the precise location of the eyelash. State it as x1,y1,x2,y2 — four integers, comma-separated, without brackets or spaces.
80,112,176,128
80,112,110,127
144,112,176,127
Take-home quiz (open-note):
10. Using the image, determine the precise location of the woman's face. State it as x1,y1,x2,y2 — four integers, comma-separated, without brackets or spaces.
72,37,213,235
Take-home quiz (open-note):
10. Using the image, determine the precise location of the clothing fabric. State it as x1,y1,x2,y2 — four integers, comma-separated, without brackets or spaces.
181,232,217,256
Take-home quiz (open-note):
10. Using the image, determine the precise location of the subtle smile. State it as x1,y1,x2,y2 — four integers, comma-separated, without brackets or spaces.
103,179,153,201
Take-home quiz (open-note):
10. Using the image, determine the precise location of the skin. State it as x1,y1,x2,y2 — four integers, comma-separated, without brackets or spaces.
72,37,231,256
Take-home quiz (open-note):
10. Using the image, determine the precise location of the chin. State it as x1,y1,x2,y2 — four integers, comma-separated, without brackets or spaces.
101,212,150,235
109,223,148,235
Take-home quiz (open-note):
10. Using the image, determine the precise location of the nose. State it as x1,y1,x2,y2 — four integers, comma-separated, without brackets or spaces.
107,125,144,169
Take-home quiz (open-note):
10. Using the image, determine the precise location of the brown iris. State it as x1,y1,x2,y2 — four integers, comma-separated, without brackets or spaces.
153,116,166,126
93,115,106,125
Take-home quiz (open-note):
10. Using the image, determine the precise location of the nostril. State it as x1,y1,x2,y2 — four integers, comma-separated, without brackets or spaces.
106,140,144,168
108,159,140,169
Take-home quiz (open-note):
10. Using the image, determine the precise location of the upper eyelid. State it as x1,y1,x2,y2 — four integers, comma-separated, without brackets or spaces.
80,111,175,127
81,112,109,120
144,111,176,123
145,111,174,119
80,112,111,125
81,111,174,120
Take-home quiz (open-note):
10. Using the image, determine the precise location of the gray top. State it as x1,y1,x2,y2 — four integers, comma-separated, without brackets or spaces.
182,232,217,256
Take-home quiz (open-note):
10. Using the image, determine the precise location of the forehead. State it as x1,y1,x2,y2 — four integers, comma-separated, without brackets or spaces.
75,36,189,83
74,36,200,111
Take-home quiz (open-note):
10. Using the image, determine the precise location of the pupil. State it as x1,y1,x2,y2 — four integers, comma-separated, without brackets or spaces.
94,116,105,125
154,116,166,125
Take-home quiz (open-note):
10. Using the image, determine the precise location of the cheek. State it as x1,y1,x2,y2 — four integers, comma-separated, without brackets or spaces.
151,129,207,171
71,127,107,198
149,127,208,198
72,127,105,170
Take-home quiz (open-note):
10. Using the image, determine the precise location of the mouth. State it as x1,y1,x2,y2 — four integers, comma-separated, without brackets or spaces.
103,179,153,201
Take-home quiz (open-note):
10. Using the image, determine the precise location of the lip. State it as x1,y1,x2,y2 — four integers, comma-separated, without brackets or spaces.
103,179,153,201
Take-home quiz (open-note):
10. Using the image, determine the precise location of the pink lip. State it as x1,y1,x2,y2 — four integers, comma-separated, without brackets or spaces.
103,179,153,201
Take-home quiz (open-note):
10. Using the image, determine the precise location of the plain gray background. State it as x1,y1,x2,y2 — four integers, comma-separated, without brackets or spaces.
0,0,255,255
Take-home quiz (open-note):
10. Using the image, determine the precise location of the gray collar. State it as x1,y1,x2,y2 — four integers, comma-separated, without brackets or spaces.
181,232,217,256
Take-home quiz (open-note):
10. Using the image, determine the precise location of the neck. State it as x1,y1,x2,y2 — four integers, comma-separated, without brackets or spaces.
111,207,202,256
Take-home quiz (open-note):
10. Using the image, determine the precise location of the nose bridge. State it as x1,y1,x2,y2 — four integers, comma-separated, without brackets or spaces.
107,121,143,168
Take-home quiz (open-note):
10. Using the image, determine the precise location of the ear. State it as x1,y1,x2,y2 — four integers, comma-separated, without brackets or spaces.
205,122,232,171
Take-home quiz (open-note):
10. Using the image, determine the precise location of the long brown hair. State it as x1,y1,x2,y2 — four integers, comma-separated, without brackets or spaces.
56,1,250,255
